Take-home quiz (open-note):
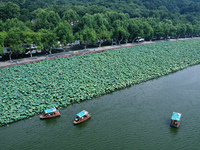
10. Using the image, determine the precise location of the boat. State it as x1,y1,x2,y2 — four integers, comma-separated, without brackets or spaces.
170,112,181,128
40,108,60,119
73,110,91,125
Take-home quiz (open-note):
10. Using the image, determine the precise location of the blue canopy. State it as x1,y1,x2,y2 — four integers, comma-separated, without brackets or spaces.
44,108,57,114
171,112,182,121
76,110,88,118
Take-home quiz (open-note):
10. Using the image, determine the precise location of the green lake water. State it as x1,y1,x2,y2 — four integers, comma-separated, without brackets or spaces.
0,64,200,150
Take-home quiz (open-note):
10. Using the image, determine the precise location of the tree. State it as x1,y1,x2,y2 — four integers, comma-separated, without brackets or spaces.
0,32,7,55
33,9,49,31
127,19,140,43
93,13,109,31
4,18,28,32
96,25,111,47
112,19,129,45
78,13,95,29
153,23,164,39
176,23,186,38
192,24,200,36
166,23,176,37
131,18,145,41
55,21,74,51
0,20,4,32
185,24,193,37
5,27,24,61
39,29,58,54
112,26,129,45
18,8,31,22
25,21,36,31
62,9,79,28
23,31,42,57
0,2,20,22
79,26,96,49
46,11,61,30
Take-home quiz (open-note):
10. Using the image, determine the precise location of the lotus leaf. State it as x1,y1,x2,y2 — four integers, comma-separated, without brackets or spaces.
1,39,200,126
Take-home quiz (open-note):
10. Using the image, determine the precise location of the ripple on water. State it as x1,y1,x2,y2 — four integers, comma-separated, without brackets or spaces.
1,65,200,150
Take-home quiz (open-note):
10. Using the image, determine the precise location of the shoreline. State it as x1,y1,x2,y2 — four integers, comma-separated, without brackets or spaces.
0,37,197,69
1,38,200,126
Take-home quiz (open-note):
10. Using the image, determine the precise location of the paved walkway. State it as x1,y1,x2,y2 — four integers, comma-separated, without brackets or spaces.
0,38,197,68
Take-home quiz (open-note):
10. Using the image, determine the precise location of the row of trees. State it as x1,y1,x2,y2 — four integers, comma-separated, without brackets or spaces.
1,2,200,60
1,11,200,60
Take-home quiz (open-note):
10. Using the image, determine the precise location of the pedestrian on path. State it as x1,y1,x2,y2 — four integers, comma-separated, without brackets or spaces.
46,53,48,58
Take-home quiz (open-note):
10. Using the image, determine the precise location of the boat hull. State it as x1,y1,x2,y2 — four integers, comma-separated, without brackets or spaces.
73,114,91,125
170,120,181,128
40,111,60,119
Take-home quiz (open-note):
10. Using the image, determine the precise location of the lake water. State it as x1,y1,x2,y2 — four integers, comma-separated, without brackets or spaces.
1,64,200,150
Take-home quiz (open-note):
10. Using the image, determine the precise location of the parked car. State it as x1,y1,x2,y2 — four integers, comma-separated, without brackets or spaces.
135,38,144,42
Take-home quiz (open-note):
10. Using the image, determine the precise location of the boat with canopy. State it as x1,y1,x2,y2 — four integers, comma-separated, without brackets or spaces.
73,110,91,125
40,108,60,119
170,112,181,128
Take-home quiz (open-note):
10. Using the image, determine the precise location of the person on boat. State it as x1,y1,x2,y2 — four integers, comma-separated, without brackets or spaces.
75,117,79,121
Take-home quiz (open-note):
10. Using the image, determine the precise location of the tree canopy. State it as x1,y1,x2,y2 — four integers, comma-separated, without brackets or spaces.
1,0,200,58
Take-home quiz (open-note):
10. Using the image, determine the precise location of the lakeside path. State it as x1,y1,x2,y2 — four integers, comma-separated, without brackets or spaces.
0,37,198,68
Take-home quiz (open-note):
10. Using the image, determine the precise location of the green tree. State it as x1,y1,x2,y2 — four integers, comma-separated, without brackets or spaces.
0,2,20,22
185,24,193,37
25,21,36,31
127,19,140,43
169,25,177,37
62,9,79,28
33,9,49,31
23,31,42,57
55,21,74,51
0,32,7,55
176,23,186,38
112,19,129,45
0,20,4,32
93,13,109,31
112,26,129,45
79,26,96,49
153,23,164,39
132,18,145,41
96,25,111,47
5,27,24,61
192,24,200,36
39,29,58,54
46,11,61,30
4,18,28,32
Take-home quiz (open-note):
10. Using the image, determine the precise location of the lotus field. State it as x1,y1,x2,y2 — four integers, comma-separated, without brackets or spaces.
1,39,200,126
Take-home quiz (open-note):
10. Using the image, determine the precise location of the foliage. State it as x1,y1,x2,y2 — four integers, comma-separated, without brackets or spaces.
54,21,74,51
5,27,24,60
23,31,42,57
0,2,20,22
1,39,200,126
0,32,7,54
39,29,58,54
1,1,200,53
79,26,96,49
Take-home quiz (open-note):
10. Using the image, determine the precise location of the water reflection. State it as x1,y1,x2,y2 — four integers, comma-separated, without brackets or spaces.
43,117,60,126
169,126,179,135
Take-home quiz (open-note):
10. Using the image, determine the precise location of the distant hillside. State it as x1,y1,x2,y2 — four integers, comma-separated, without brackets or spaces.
1,0,200,23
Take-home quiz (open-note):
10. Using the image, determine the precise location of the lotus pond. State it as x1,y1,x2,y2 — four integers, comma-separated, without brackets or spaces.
0,39,200,126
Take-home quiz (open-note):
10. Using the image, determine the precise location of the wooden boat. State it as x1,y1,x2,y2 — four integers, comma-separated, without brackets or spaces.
40,108,60,119
73,110,91,125
170,112,181,128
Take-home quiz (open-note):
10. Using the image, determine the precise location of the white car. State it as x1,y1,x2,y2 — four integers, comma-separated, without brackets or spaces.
136,38,144,42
